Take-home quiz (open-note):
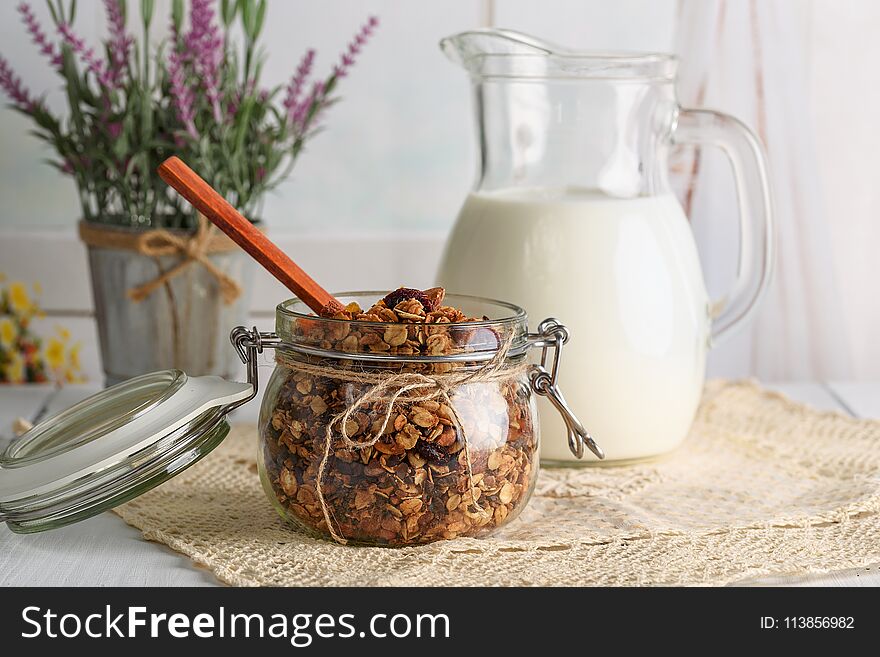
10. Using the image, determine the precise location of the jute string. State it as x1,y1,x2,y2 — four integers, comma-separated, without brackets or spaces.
78,215,242,303
275,334,530,544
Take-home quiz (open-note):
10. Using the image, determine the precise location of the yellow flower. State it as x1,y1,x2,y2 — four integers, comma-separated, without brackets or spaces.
0,317,16,347
8,282,32,314
45,337,65,369
4,351,24,383
57,326,71,341
65,369,85,384
68,343,81,371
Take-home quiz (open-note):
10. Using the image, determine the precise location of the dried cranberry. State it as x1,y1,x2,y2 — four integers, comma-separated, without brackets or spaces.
416,440,447,464
382,287,436,312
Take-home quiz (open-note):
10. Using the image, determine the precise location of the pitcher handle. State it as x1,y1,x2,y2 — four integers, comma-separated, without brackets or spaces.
672,108,774,346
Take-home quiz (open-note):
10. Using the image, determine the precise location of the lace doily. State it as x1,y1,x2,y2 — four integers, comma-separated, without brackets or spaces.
113,380,880,586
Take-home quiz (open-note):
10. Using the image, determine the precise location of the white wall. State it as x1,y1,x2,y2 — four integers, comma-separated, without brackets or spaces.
810,0,880,379
0,0,677,232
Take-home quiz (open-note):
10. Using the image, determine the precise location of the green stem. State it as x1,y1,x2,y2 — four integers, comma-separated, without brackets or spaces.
75,182,90,222
243,42,253,87
143,21,150,87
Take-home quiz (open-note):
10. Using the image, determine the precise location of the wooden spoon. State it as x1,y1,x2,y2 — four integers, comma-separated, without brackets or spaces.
157,156,345,317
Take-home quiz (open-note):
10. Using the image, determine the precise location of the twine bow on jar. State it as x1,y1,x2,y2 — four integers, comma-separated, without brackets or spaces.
78,214,242,304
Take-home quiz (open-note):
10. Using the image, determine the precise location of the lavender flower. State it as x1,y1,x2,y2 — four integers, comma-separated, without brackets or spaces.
103,0,132,86
283,48,315,123
292,80,324,131
58,23,114,89
291,17,378,132
186,0,223,123
167,0,222,136
168,46,197,139
17,3,62,71
1,1,380,228
0,55,39,111
285,16,379,133
333,16,379,78
226,90,240,120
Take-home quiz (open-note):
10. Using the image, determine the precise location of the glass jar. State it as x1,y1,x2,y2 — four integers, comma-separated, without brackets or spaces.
0,292,601,544
255,293,600,546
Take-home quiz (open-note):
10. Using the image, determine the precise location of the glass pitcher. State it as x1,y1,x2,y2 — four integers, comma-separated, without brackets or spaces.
436,29,773,464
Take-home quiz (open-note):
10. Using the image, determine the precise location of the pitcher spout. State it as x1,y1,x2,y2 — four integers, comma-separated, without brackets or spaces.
440,28,677,81
440,28,558,72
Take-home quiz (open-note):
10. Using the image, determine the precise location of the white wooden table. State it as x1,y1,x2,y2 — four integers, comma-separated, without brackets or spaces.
1,382,879,587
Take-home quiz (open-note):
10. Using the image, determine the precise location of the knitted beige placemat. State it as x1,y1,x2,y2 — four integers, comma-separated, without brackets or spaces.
113,380,880,586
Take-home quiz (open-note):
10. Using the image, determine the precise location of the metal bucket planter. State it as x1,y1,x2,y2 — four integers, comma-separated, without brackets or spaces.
80,220,254,386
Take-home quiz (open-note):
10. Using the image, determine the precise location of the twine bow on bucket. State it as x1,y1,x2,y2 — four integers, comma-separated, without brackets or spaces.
78,214,242,304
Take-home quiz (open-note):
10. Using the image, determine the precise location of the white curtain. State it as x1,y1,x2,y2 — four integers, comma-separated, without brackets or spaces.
672,0,854,380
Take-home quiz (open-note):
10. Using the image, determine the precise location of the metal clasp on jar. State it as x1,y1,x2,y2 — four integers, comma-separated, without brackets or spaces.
525,319,604,460
228,326,282,412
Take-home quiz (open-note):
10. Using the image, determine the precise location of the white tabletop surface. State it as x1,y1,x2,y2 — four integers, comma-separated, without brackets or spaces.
1,381,879,587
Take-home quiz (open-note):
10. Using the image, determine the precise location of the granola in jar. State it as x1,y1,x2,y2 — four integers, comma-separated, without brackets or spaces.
258,289,539,546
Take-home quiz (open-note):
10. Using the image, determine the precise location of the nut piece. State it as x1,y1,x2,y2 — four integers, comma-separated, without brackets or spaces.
279,467,298,497
425,333,452,356
410,407,438,429
422,287,446,308
383,325,408,347
437,427,457,447
310,396,328,414
396,426,420,450
399,498,423,515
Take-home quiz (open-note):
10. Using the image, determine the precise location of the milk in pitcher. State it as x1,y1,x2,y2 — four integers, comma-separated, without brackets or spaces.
437,187,711,462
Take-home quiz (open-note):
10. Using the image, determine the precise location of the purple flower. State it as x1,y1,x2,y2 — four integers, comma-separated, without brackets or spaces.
103,0,132,86
284,49,315,124
293,80,324,131
186,0,223,123
17,3,62,71
0,55,39,111
290,17,378,133
226,89,240,120
333,16,379,79
58,23,114,89
168,46,197,139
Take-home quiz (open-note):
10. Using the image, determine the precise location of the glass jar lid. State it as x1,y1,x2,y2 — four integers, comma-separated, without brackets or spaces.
0,370,252,533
